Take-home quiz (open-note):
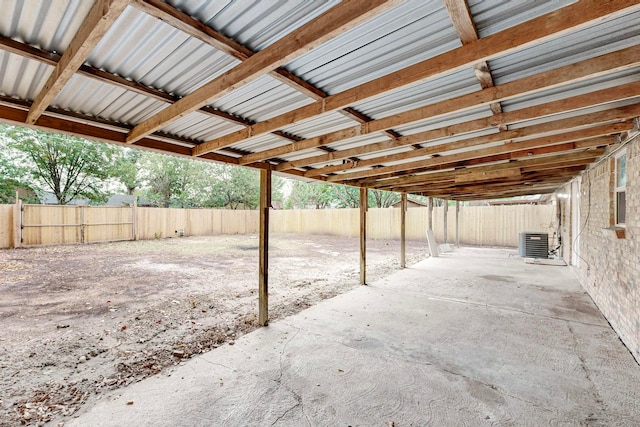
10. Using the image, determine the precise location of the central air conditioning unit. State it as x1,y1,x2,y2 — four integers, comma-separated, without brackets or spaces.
518,232,549,258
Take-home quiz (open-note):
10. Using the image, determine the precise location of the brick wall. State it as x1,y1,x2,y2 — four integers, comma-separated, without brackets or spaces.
564,134,639,363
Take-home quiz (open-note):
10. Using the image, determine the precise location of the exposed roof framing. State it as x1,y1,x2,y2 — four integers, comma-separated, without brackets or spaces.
125,0,400,143
26,0,130,124
443,0,504,119
1,0,639,201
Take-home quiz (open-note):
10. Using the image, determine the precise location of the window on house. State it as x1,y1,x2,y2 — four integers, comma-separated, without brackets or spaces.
615,150,626,225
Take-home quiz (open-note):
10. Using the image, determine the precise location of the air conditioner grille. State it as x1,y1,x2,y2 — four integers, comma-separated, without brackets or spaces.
518,232,549,258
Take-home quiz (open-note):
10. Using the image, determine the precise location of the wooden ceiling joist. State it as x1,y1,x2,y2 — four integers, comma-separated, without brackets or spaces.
25,0,130,125
410,168,587,199
370,150,605,190
134,0,401,146
193,0,640,157
443,0,504,118
274,80,640,172
307,118,632,180
125,0,400,144
237,44,640,166
323,105,639,183
0,36,253,128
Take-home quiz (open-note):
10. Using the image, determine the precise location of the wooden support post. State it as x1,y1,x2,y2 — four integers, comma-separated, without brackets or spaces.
428,197,433,231
259,169,271,326
400,193,407,268
13,191,21,248
443,199,449,244
360,187,367,285
455,200,460,248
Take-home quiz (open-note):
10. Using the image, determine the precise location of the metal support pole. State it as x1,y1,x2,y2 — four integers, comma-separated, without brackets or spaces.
428,197,433,231
360,187,367,285
258,169,271,326
400,193,407,268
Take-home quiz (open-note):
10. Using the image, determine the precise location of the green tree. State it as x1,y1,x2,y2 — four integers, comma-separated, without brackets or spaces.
114,148,141,195
3,126,118,205
0,133,37,203
208,165,260,209
370,189,400,208
285,180,335,209
140,153,206,208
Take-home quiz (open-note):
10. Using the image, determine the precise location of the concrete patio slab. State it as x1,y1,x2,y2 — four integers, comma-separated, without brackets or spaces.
68,247,640,426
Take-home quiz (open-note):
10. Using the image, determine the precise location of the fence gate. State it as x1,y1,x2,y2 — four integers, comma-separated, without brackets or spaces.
21,205,134,246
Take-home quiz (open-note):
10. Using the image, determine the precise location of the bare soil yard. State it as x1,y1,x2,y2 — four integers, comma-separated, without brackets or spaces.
0,233,428,426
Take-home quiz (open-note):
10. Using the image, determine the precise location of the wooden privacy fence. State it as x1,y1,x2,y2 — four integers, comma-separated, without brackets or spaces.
0,203,555,249
21,204,134,246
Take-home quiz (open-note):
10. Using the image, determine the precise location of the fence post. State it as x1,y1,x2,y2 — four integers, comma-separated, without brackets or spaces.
133,198,138,241
81,205,86,244
13,191,21,248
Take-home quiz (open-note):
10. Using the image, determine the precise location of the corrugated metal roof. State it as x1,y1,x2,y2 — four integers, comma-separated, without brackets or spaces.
89,6,239,97
280,111,359,140
326,133,391,152
508,97,640,130
210,75,314,123
488,9,640,85
285,0,460,95
353,68,481,121
0,0,638,200
229,132,289,153
394,105,494,136
161,111,244,142
168,0,340,52
502,67,640,113
0,0,93,52
53,73,168,124
0,51,49,100
469,0,576,39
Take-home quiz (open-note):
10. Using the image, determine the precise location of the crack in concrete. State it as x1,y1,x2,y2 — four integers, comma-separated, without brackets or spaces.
566,322,608,421
437,366,554,414
425,295,608,328
269,328,311,426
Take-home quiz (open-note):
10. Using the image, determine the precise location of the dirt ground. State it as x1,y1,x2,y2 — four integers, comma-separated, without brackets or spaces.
0,233,428,426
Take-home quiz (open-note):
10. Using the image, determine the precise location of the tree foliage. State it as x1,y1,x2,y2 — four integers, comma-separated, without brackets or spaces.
285,180,335,209
0,142,36,203
3,126,119,205
284,179,400,209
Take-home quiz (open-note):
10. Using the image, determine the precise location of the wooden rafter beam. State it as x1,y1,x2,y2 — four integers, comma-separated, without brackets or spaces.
193,0,640,156
133,0,400,143
409,168,586,199
237,44,640,165
0,95,315,180
26,0,130,124
0,35,252,127
387,168,588,198
443,0,504,117
126,0,400,144
370,150,605,190
274,80,640,172
304,120,633,180
324,106,638,183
